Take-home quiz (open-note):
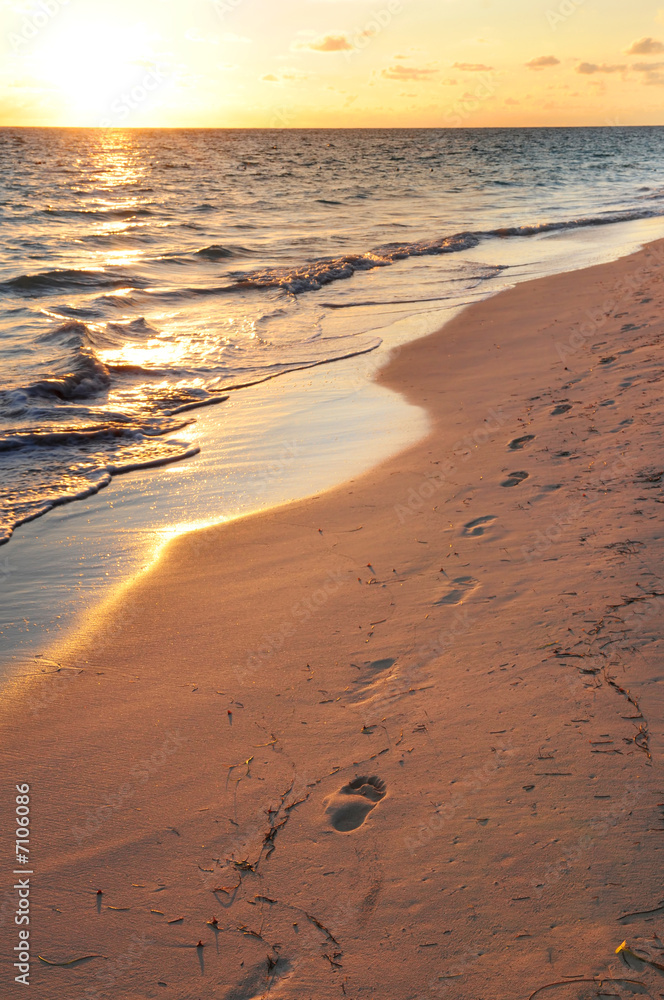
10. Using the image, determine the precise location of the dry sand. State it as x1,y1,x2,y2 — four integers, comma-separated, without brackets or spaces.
2,241,664,1000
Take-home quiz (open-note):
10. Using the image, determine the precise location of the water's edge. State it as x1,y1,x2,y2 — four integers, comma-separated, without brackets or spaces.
2,215,664,677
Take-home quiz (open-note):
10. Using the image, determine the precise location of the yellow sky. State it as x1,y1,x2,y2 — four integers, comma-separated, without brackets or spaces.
1,0,664,127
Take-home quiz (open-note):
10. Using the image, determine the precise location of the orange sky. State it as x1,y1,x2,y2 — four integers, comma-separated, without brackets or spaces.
1,0,664,127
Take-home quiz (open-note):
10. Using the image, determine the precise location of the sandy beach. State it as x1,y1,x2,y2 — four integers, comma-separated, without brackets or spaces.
2,241,664,1000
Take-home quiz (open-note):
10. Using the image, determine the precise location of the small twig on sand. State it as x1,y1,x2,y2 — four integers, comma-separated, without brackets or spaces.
39,955,106,967
528,979,646,1000
617,940,664,972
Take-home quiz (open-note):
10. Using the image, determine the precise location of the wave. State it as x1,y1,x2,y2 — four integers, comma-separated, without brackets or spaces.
8,318,382,423
194,244,244,260
0,338,383,544
1,268,145,296
226,232,478,294
36,318,158,353
155,244,251,265
0,437,200,547
43,206,153,220
489,208,659,237
225,207,663,295
87,317,161,348
0,419,191,453
19,328,111,401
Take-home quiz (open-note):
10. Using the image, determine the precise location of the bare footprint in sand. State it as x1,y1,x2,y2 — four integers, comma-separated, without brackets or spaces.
436,576,478,605
501,471,529,488
508,435,535,451
551,403,572,416
462,515,496,538
324,776,387,832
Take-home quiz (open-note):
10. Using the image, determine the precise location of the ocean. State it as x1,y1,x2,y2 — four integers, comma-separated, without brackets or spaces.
2,126,664,665
4,127,664,545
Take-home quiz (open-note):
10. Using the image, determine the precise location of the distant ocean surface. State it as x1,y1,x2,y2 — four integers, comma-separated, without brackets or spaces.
2,126,664,546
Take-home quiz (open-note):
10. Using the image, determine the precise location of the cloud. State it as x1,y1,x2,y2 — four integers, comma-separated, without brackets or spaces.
452,62,493,72
382,64,438,81
576,62,626,74
262,69,308,84
526,55,560,70
298,34,352,52
626,37,664,55
221,33,252,45
631,61,664,84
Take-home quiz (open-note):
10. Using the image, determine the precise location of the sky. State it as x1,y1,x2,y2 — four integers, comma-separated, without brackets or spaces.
1,0,664,127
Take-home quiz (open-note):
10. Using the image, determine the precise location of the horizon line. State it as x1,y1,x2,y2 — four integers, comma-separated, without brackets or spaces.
2,123,664,131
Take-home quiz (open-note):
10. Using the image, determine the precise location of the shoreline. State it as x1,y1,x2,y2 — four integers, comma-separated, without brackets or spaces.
2,239,664,997
3,213,664,675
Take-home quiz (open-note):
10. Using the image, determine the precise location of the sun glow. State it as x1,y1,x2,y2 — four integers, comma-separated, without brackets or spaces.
2,0,664,127
28,16,165,125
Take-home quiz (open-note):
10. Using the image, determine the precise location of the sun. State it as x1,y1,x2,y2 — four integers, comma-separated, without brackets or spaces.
28,15,167,126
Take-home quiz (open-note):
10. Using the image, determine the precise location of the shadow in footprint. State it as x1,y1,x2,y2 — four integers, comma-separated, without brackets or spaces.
501,471,529,488
365,658,396,674
324,776,387,832
436,576,478,605
346,657,398,706
508,435,535,451
551,403,572,416
462,516,496,538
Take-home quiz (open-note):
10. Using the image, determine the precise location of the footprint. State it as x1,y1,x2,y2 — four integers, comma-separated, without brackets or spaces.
508,435,535,451
346,658,397,706
436,576,478,605
462,516,496,538
599,356,616,365
501,471,529,488
365,658,396,673
324,776,387,832
551,403,572,416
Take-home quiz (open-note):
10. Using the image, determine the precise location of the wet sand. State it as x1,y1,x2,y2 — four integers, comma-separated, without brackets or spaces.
2,240,664,999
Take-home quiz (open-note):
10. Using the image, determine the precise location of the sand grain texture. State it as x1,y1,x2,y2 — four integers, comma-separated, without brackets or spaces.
2,244,664,999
